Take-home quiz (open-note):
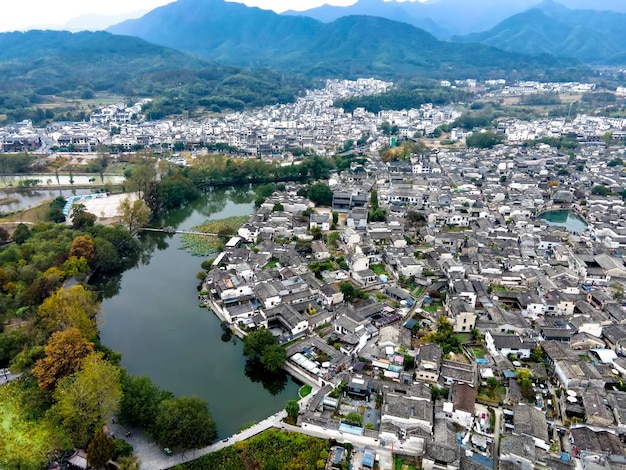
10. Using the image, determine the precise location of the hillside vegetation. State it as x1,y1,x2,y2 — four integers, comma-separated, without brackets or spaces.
0,30,310,123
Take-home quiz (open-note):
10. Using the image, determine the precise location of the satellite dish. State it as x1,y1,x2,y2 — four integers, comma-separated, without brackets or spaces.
612,369,619,375
567,396,577,403
567,390,577,397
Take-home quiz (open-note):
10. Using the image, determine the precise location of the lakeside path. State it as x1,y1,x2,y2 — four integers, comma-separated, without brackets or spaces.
109,392,316,469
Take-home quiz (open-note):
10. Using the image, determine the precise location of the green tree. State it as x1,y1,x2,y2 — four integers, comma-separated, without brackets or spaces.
466,131,505,149
119,198,151,234
119,374,173,429
153,396,217,450
340,282,357,302
530,346,544,363
307,183,333,206
285,399,300,422
126,160,157,199
11,223,31,244
591,185,612,197
36,285,99,340
243,329,277,361
0,226,9,243
87,429,116,469
311,225,322,240
486,377,499,398
370,189,379,211
344,411,363,426
332,210,339,225
54,353,122,447
261,344,287,373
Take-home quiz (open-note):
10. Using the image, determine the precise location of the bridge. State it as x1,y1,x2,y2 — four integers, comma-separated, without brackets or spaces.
140,227,218,236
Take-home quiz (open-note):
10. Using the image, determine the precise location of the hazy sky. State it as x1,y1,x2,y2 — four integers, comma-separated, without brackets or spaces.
0,0,366,32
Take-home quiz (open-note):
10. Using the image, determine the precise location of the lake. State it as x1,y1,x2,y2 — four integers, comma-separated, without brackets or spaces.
96,187,299,438
538,210,588,233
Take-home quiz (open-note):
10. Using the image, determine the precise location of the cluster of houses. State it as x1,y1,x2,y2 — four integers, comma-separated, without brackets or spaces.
202,138,626,469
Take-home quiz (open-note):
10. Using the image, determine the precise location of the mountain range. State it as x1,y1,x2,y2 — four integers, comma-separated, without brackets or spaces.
0,30,310,121
107,0,584,80
281,0,626,38
456,1,626,64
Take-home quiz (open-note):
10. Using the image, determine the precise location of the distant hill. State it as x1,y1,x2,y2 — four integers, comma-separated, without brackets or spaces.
281,0,626,37
282,0,451,39
0,30,310,122
456,1,626,64
108,0,587,81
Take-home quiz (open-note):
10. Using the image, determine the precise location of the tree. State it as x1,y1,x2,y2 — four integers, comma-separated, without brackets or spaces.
332,210,339,225
36,285,99,340
72,205,97,229
0,226,9,243
54,353,122,447
466,131,505,149
311,225,322,240
119,374,173,429
591,185,612,197
530,346,544,363
243,329,278,361
486,377,499,397
126,160,157,199
261,344,287,373
153,396,217,450
344,411,363,426
11,223,31,244
119,198,151,234
32,327,94,390
285,399,300,422
340,282,357,302
307,183,333,206
370,189,379,211
87,429,116,469
69,235,95,266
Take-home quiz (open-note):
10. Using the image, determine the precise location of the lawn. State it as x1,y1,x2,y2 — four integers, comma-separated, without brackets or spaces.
370,263,387,276
473,348,486,359
0,379,71,470
299,384,313,398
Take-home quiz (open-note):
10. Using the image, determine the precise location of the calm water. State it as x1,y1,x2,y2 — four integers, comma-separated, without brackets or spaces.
539,210,588,233
97,187,299,438
0,188,93,212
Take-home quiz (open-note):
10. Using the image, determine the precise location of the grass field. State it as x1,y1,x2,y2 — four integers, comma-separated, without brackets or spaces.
0,379,71,470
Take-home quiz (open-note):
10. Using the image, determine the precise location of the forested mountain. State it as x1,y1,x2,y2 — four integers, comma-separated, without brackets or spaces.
108,0,586,81
282,0,450,39
282,0,626,37
0,30,310,122
456,1,626,63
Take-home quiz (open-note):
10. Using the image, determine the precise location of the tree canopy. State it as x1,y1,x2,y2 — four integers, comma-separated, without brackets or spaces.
32,327,94,390
153,396,217,450
53,353,122,447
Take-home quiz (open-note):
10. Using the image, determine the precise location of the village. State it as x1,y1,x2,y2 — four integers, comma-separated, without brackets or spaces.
3,77,626,469
200,138,626,470
2,78,626,158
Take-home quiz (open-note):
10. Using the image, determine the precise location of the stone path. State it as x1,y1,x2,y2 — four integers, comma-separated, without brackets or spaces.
110,393,315,469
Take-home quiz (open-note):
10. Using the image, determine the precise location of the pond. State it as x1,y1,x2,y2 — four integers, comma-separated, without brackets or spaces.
95,187,299,438
0,188,93,213
538,210,588,234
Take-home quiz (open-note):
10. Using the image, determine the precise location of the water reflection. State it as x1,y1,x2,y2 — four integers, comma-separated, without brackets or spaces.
95,186,298,437
244,359,289,396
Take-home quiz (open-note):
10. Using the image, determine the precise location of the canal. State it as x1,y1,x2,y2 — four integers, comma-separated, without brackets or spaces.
96,187,299,438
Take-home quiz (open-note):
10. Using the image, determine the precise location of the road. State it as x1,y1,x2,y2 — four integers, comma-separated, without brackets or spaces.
109,391,318,469
111,409,290,469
